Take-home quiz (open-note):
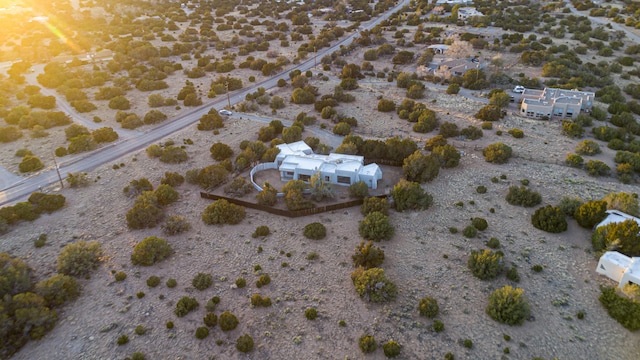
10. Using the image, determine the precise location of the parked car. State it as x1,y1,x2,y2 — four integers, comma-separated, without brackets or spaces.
513,86,525,93
219,109,233,116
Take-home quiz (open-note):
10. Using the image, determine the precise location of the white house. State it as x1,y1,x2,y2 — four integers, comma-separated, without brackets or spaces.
597,251,640,288
595,210,640,230
275,141,382,189
457,7,483,20
519,87,595,119
595,210,640,287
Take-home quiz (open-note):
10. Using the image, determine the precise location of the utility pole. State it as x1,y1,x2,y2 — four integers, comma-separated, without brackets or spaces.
52,152,64,189
226,81,231,109
314,46,317,69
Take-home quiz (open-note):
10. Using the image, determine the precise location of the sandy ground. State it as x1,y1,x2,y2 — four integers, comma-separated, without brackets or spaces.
1,1,640,359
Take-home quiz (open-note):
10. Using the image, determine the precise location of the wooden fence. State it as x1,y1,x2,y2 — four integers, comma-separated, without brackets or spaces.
200,192,388,218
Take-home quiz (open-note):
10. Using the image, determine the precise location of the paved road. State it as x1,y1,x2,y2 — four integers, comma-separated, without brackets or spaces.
0,0,410,207
564,0,640,44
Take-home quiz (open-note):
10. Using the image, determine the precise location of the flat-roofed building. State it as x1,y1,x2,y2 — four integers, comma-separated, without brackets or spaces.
519,88,595,119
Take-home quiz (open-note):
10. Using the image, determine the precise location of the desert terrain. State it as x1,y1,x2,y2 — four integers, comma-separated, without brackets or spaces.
1,0,640,359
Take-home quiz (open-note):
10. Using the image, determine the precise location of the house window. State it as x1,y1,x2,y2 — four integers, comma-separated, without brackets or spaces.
299,174,310,181
325,176,330,182
285,171,294,176
337,176,351,184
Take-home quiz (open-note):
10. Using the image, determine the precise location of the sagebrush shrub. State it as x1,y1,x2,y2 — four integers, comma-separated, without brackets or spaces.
472,217,488,231
251,294,272,307
166,278,177,288
219,311,239,331
361,197,390,215
487,237,500,249
195,327,209,339
205,296,221,312
351,267,397,303
204,312,218,327
35,274,80,307
146,276,161,287
162,216,191,235
468,249,504,280
358,334,376,353
175,296,199,317
236,334,254,353
303,222,327,240
305,307,318,320
505,186,542,207
383,340,401,358
433,320,444,333
418,297,439,318
486,286,530,325
131,236,172,266
359,211,394,241
462,225,477,238
256,274,271,288
252,225,270,238
531,205,567,233
192,273,213,290
56,241,103,276
235,277,246,288
506,267,520,282
352,241,385,269
115,271,127,281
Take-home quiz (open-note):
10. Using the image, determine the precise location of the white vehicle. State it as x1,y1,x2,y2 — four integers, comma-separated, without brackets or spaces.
513,86,525,93
219,109,233,116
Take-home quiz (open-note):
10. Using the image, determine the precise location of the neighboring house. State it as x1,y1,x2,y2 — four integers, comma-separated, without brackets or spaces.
427,44,448,54
596,251,640,288
519,87,595,119
434,59,480,80
457,7,483,20
595,210,640,288
595,210,640,230
274,141,382,189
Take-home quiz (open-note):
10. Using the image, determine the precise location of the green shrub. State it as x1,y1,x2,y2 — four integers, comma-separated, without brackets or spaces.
358,334,377,353
506,267,520,282
117,334,129,345
137,292,145,298
204,312,218,327
352,241,385,269
147,276,161,287
28,192,66,214
160,171,185,187
162,216,191,235
166,278,177,288
34,234,47,248
383,340,401,357
433,320,444,332
486,286,530,325
235,277,246,288
418,297,439,318
508,128,524,138
532,264,543,273
252,225,270,238
351,267,397,303
506,186,542,207
166,321,174,329
195,296,214,313
476,186,487,194
462,225,477,238
603,192,640,217
303,222,326,240
574,200,607,228
135,325,147,335
131,236,172,266
359,211,394,241
175,296,199,317
599,286,640,330
558,196,583,217
576,139,601,156
565,153,584,168
202,199,246,225
115,271,127,281
487,237,500,249
349,181,369,198
361,197,389,215
131,352,145,360
585,160,610,176
192,273,213,290
19,155,44,173
391,179,433,212
250,293,272,307
531,205,567,233
236,334,254,353
305,307,318,320
592,219,640,256
219,311,239,331
35,274,80,307
463,339,473,349
483,142,513,164
468,249,504,280
56,241,103,276
256,274,271,288
472,217,488,231
445,353,454,360
195,326,210,339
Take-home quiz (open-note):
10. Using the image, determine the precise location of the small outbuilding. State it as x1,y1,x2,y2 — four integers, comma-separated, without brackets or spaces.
595,209,640,230
597,251,640,288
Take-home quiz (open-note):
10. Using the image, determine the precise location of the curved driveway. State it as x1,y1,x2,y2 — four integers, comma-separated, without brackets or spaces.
0,0,410,206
